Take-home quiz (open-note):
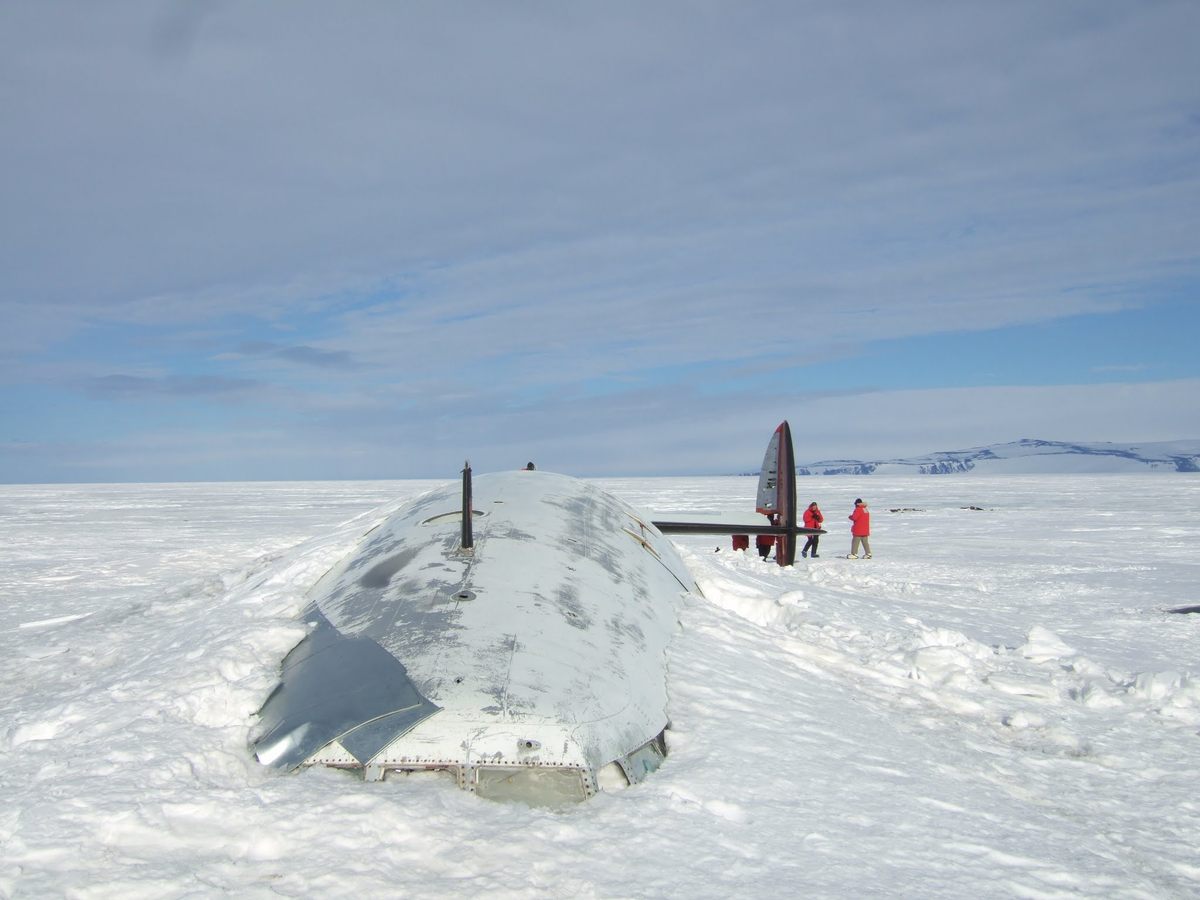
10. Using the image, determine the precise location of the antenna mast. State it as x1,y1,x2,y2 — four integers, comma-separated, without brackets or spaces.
460,460,474,553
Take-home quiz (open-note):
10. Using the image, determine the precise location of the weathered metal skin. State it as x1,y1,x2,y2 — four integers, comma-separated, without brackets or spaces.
252,470,696,803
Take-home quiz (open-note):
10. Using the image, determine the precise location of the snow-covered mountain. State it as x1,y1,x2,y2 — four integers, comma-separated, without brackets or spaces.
797,438,1200,475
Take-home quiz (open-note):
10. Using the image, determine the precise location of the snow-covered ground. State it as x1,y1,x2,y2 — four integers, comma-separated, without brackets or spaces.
2,475,1198,898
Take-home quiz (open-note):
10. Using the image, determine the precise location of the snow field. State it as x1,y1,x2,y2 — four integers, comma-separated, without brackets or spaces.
1,475,1197,898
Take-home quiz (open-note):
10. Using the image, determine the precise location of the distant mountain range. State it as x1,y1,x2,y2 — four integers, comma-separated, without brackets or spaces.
795,439,1200,475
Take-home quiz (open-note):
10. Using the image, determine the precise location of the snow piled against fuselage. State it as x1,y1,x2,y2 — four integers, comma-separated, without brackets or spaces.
692,549,1200,744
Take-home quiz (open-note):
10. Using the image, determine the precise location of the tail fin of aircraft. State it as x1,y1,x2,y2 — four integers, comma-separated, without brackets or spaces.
651,420,818,567
754,421,797,565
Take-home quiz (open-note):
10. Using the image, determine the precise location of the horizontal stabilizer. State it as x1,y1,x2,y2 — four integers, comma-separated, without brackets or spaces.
652,520,824,536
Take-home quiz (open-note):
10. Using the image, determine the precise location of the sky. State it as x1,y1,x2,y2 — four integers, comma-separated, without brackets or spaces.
1,0,1198,483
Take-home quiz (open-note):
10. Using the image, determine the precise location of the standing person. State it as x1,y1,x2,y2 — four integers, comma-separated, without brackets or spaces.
801,502,823,558
848,498,872,559
756,513,779,560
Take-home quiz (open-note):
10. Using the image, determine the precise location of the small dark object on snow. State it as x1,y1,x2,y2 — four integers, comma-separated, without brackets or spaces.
889,508,925,513
961,505,985,511
1168,605,1200,615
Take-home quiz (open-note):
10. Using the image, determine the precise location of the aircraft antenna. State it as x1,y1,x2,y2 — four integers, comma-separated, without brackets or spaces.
461,460,474,552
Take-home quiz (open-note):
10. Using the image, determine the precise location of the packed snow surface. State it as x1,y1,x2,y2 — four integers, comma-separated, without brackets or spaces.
2,475,1198,898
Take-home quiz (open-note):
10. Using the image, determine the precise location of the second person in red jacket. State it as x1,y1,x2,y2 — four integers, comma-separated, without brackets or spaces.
801,502,823,558
848,498,872,559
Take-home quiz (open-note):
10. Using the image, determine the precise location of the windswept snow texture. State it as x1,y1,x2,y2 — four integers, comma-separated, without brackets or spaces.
2,475,1199,897
799,438,1200,475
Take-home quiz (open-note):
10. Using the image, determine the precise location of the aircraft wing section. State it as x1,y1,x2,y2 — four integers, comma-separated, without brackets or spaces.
651,513,822,536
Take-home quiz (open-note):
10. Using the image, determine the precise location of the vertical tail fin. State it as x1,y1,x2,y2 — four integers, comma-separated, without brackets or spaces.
755,422,796,566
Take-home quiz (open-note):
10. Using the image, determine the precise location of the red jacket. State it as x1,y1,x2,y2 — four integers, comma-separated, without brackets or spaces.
757,514,779,549
803,507,823,529
849,505,870,536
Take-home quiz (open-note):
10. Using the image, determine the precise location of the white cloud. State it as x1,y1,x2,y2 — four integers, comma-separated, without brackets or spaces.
1,2,1197,481
788,379,1200,463
6,377,1193,483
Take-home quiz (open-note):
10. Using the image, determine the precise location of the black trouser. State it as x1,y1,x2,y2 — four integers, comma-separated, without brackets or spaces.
802,535,819,556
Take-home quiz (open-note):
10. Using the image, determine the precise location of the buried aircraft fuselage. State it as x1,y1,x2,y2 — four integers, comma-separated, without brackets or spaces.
252,469,696,804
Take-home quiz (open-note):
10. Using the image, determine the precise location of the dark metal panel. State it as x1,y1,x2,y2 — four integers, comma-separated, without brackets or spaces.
252,608,440,771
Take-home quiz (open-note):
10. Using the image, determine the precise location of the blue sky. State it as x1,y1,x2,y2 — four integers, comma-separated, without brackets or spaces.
2,1,1198,482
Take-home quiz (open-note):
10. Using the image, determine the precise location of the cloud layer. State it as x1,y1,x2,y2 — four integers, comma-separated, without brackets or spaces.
1,1,1197,481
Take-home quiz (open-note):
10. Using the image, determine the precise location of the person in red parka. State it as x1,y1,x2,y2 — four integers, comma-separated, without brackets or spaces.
756,512,779,559
801,502,823,558
848,498,872,559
